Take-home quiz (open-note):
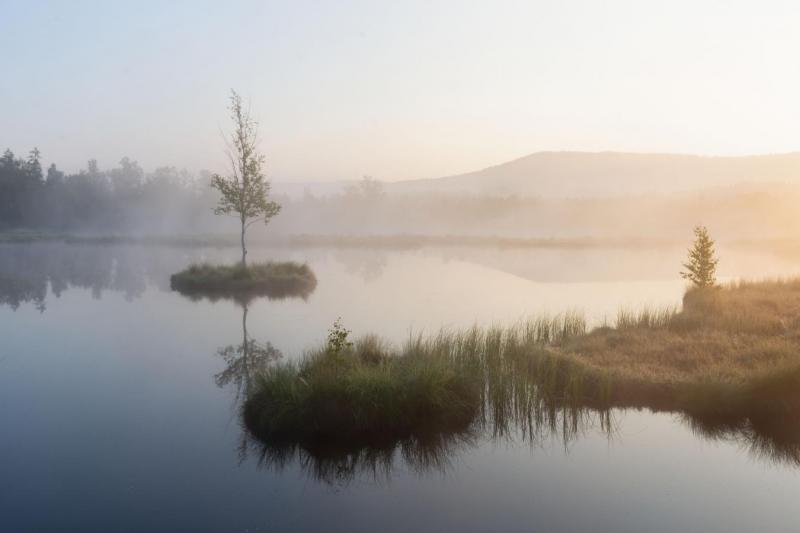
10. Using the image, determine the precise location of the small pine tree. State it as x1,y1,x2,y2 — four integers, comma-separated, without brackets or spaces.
681,225,719,288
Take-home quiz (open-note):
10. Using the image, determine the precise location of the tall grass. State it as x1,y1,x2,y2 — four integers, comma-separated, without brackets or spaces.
242,313,610,483
615,306,678,330
244,313,600,446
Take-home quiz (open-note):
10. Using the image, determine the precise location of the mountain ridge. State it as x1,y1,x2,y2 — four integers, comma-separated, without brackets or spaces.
387,150,800,198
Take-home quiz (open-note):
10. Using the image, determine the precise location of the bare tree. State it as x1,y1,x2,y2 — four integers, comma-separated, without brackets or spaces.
211,90,281,267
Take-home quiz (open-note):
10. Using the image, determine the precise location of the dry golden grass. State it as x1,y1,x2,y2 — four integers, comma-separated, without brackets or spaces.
563,278,800,386
541,278,800,418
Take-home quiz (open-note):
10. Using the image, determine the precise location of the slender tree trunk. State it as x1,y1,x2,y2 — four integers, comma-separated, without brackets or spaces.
241,304,250,389
240,217,247,268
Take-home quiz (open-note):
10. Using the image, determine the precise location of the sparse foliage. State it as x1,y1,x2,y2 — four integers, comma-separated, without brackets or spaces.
211,90,281,266
326,317,352,355
681,225,718,288
215,304,282,401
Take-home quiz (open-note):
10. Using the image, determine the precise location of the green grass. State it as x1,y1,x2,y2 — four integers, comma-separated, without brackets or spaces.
243,335,483,445
170,261,317,301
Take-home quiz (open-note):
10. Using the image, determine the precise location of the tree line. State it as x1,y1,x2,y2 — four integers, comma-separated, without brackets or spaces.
0,148,218,232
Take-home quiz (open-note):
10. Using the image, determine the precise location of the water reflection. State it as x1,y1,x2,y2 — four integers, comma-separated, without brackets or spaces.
0,243,186,310
239,384,616,486
682,412,800,467
5,242,800,485
215,303,283,402
170,278,316,305
240,426,479,485
0,242,317,310
334,249,388,282
0,274,46,311
240,395,800,485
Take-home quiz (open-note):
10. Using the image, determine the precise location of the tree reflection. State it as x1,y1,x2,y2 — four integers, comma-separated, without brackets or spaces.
0,243,318,311
0,274,46,312
214,303,282,402
0,243,187,311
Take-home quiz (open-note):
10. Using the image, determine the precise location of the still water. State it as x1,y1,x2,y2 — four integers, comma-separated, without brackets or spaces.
1,242,799,532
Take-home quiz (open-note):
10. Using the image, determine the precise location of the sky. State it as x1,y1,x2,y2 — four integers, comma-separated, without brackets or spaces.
2,0,800,181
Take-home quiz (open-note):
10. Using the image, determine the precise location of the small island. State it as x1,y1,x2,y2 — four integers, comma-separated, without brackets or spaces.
244,321,481,447
169,92,318,303
170,261,317,301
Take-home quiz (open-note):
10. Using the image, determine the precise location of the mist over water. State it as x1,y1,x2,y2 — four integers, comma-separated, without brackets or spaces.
2,243,800,532
5,150,800,242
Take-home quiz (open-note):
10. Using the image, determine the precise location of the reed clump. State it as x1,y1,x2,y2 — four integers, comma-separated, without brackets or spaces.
242,339,483,444
243,313,594,446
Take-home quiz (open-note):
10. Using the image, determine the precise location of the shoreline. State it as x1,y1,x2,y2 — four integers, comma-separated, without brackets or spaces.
2,229,798,253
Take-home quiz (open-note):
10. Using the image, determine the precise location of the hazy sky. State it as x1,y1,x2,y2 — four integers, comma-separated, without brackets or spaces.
2,0,799,181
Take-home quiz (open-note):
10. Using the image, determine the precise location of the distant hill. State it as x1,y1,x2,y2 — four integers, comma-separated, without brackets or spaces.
388,151,800,198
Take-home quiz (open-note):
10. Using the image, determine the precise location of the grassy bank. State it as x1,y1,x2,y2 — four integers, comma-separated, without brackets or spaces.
244,279,800,455
170,261,317,301
561,279,800,416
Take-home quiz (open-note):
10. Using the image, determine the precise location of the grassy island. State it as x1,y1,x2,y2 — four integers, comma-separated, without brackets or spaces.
243,278,800,453
170,261,317,301
243,335,482,445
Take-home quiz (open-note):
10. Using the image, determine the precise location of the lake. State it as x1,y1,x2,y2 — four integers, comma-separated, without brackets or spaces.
1,241,799,532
